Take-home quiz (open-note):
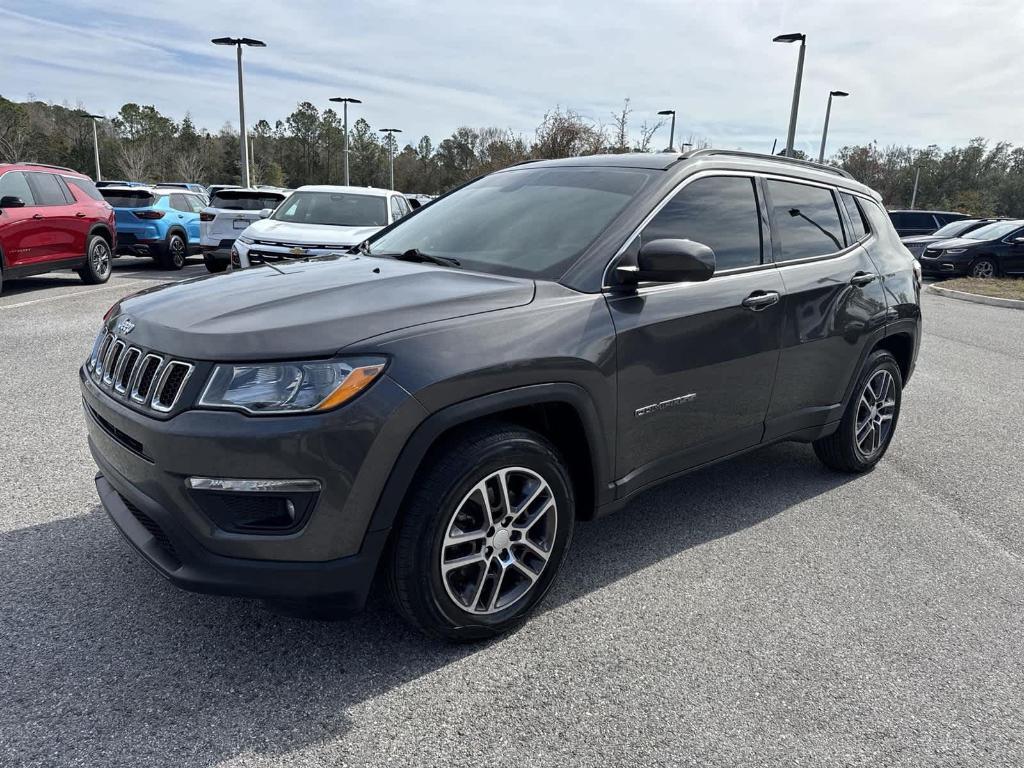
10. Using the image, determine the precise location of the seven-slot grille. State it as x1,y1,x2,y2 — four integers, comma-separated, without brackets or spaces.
87,329,195,414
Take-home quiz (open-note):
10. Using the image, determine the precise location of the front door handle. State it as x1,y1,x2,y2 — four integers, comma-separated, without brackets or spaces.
742,290,781,310
850,271,878,286
75,212,86,218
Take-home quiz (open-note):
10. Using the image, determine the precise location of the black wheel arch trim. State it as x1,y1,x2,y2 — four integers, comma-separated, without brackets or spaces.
87,223,113,245
364,382,612,539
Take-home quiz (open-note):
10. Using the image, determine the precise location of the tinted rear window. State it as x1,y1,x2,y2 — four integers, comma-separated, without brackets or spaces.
840,193,869,241
210,191,285,210
28,172,71,205
100,189,157,208
65,176,105,201
766,180,845,260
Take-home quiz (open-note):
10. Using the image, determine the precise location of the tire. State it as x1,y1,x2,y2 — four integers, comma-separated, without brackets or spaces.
203,253,229,273
76,234,113,285
386,423,575,641
156,231,188,270
813,349,903,473
969,257,998,279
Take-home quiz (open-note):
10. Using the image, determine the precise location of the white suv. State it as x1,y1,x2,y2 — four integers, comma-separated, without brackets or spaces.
232,185,412,269
200,188,290,272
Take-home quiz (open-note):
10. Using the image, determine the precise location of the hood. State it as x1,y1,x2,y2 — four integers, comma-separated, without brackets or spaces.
242,218,382,247
901,234,947,245
108,256,536,360
923,236,983,250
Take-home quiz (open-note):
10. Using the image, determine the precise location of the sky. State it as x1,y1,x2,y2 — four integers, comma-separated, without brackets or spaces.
2,0,1023,156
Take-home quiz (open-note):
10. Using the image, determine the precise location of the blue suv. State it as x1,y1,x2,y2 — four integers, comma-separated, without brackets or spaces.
98,186,204,269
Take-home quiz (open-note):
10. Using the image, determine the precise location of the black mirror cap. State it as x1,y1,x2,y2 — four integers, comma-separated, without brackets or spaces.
617,238,716,285
0,195,26,209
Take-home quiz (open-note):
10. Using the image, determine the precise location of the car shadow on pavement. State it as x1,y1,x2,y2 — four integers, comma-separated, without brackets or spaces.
0,261,202,299
0,442,857,767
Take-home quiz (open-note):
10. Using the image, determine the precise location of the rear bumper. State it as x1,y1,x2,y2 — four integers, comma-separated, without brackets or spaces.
95,468,389,607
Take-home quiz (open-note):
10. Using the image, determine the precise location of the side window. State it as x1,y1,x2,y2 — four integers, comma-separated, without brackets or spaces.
904,212,937,230
0,171,37,205
169,194,192,212
765,179,845,261
390,196,405,221
64,177,105,201
27,172,71,206
840,193,869,241
185,195,205,213
861,199,898,237
641,175,763,270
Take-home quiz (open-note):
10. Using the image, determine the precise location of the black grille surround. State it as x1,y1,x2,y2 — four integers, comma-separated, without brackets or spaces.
85,329,203,419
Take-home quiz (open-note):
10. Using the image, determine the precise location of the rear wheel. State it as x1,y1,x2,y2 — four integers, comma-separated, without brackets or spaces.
386,423,575,641
969,257,997,279
157,232,188,270
77,235,113,285
814,349,902,473
203,253,229,273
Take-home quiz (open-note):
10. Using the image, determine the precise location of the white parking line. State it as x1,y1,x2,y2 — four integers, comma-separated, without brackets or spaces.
0,280,151,310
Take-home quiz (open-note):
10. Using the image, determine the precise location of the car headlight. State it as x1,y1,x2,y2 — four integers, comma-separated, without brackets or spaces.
237,235,254,245
198,357,386,415
944,248,967,254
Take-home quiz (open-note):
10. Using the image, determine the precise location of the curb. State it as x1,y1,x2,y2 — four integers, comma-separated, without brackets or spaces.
927,284,1024,310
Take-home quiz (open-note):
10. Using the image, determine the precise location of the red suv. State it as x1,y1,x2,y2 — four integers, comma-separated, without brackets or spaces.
0,163,116,295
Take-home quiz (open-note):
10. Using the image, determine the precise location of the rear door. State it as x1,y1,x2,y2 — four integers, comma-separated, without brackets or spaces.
0,171,42,268
607,173,785,495
169,194,200,245
763,178,889,440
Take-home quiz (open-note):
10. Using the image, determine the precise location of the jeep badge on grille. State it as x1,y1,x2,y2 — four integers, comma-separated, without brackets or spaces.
116,318,135,335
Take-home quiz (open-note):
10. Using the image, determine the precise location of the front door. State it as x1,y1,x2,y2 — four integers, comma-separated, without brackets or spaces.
0,171,43,269
606,174,784,497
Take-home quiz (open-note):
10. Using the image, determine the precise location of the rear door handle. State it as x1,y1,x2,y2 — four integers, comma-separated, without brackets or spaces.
75,212,86,218
742,290,781,310
32,213,44,220
850,271,878,286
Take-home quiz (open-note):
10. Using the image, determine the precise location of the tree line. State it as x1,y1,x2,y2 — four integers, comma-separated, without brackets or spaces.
3,93,1024,216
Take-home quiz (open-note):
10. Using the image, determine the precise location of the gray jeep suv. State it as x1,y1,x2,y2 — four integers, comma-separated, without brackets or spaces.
81,150,921,640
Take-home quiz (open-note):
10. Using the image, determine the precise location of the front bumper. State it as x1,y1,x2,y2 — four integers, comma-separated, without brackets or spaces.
82,365,427,601
233,239,355,269
919,257,968,277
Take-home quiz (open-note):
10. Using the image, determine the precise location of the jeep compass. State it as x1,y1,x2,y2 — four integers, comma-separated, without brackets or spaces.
81,150,921,641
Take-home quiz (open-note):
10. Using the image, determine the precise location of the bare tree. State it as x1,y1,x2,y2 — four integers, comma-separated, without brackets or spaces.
634,119,664,153
534,107,607,159
610,99,631,153
174,148,205,182
0,100,31,162
117,141,151,181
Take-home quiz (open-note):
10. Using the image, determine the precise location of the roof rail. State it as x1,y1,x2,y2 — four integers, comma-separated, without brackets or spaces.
13,162,80,174
684,148,853,179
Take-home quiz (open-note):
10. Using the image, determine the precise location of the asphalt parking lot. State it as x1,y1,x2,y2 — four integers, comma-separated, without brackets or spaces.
1,266,1022,768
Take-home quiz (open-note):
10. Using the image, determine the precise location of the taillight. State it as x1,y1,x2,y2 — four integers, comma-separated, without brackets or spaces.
132,209,165,220
200,211,215,222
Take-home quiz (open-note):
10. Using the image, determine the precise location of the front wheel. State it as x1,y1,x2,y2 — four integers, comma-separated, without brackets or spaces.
157,232,188,270
386,424,575,641
969,257,998,279
814,349,903,473
77,235,113,285
203,253,229,273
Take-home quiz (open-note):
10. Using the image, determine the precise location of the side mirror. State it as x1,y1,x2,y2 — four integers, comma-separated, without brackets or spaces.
258,208,273,219
0,195,26,209
615,238,716,285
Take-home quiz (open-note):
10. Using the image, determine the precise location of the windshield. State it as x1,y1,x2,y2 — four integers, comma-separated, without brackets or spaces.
367,166,654,279
272,191,388,227
100,189,157,208
931,219,982,238
210,191,285,210
963,221,1022,240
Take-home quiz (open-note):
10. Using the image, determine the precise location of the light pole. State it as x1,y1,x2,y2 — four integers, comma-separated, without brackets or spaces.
379,128,402,189
658,109,676,152
773,32,806,157
211,36,266,187
910,166,921,210
82,113,104,181
817,90,849,163
330,97,362,185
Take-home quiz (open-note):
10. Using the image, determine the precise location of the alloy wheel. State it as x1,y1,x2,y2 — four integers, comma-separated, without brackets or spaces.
971,260,995,278
855,369,896,457
91,240,111,278
170,236,186,267
440,467,558,615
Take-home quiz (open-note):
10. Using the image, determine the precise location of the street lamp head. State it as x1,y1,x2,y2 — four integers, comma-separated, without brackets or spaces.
211,37,266,47
379,128,402,134
330,97,362,104
830,90,850,97
657,109,675,116
82,113,104,120
773,32,805,43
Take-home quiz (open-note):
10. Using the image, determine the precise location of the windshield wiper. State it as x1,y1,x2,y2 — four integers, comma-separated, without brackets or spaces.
375,248,461,268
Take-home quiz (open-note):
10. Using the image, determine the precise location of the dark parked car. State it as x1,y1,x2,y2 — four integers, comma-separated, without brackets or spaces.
81,150,921,640
919,218,1024,278
888,209,969,237
0,162,116,295
901,218,1002,258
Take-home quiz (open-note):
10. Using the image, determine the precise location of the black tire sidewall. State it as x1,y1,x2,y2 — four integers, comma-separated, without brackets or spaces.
400,430,575,638
844,351,903,467
166,232,186,269
85,235,112,282
204,253,228,273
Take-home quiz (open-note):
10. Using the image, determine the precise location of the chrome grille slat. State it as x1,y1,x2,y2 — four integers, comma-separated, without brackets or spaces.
151,362,194,413
114,348,142,393
86,326,195,414
131,354,165,404
102,340,126,385
93,333,113,379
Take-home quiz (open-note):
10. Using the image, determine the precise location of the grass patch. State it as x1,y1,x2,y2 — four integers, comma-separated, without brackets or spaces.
938,277,1024,301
